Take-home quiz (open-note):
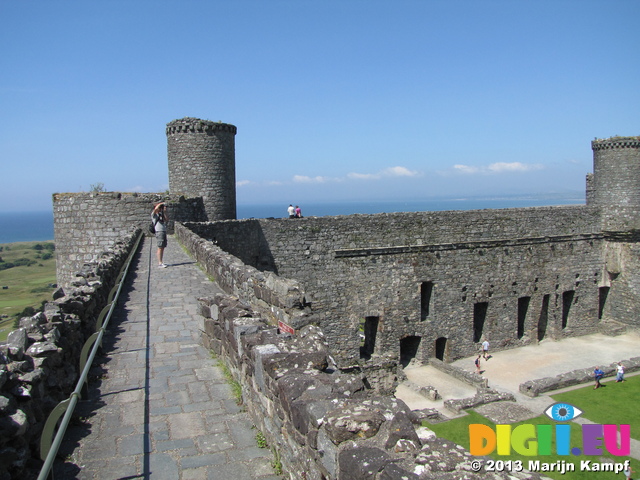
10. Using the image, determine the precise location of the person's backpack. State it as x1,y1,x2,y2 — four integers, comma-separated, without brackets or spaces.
149,216,159,234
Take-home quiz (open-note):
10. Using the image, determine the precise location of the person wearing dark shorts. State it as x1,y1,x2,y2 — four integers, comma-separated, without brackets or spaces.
151,202,169,268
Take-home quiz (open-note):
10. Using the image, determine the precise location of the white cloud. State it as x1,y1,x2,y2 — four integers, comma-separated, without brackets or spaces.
384,166,419,177
447,162,544,175
293,175,336,183
452,164,480,174
239,165,421,189
488,162,543,173
347,172,378,180
347,166,421,180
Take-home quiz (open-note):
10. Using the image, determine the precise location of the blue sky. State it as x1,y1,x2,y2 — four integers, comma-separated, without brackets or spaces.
1,0,638,212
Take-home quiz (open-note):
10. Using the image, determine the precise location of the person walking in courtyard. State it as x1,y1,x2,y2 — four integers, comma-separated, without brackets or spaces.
287,204,295,218
151,202,169,268
482,339,490,360
616,362,626,382
475,354,482,374
593,366,604,389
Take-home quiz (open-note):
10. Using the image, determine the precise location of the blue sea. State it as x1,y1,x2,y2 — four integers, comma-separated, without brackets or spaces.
0,194,585,244
236,194,585,220
0,211,55,244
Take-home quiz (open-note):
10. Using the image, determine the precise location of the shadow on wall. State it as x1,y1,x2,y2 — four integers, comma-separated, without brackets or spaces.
182,219,278,274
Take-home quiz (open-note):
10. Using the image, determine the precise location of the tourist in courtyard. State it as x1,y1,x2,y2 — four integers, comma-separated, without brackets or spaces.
475,354,482,374
288,204,295,218
151,202,169,268
616,362,626,382
593,366,604,389
482,339,490,359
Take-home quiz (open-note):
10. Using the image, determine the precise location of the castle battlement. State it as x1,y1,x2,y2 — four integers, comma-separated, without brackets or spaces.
591,136,640,150
166,117,237,135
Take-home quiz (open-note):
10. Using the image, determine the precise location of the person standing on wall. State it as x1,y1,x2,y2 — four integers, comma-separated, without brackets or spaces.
152,202,169,268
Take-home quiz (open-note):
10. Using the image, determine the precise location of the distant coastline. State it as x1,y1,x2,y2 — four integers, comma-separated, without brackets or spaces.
0,193,584,244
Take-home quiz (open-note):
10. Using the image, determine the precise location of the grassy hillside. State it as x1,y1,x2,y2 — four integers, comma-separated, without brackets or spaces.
0,241,57,342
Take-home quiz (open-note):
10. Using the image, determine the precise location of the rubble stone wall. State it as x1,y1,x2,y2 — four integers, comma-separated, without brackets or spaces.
198,293,539,480
0,230,141,480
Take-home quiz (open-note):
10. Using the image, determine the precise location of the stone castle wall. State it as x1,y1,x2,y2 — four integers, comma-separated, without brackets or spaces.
53,192,205,287
184,205,612,365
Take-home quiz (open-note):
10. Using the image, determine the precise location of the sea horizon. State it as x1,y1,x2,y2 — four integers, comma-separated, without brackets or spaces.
0,193,585,244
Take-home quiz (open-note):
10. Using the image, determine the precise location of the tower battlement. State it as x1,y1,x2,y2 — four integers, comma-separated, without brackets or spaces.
166,117,237,135
591,136,640,150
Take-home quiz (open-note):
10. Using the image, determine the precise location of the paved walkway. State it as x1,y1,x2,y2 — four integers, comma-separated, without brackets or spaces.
56,236,282,480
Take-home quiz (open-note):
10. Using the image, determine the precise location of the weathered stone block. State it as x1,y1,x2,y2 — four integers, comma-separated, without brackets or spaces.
323,405,386,445
384,411,421,450
337,446,391,480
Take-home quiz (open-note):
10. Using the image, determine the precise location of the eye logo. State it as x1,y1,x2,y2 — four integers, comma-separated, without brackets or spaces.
545,403,583,422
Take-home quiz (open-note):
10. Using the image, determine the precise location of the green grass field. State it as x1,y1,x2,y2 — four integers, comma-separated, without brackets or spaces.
427,376,637,479
0,241,57,342
552,376,640,441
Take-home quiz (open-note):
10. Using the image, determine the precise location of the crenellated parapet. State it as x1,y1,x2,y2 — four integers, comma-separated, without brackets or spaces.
591,136,640,150
165,117,237,135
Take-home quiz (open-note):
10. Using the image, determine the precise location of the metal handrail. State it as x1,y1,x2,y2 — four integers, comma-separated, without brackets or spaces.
37,231,144,480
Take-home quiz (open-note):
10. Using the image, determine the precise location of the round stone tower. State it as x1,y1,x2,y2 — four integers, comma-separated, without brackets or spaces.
590,136,640,208
166,117,237,220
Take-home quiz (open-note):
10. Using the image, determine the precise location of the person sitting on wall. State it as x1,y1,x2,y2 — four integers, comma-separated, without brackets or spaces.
288,204,295,218
151,202,169,268
295,205,302,218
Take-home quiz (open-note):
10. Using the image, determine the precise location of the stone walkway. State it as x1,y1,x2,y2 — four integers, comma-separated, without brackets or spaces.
56,236,282,480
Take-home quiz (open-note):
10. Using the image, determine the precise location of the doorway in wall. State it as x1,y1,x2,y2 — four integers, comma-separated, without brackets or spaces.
420,281,433,320
359,316,379,360
598,286,610,320
538,294,550,341
562,290,575,330
435,337,447,361
473,302,488,343
400,336,421,368
517,296,531,339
